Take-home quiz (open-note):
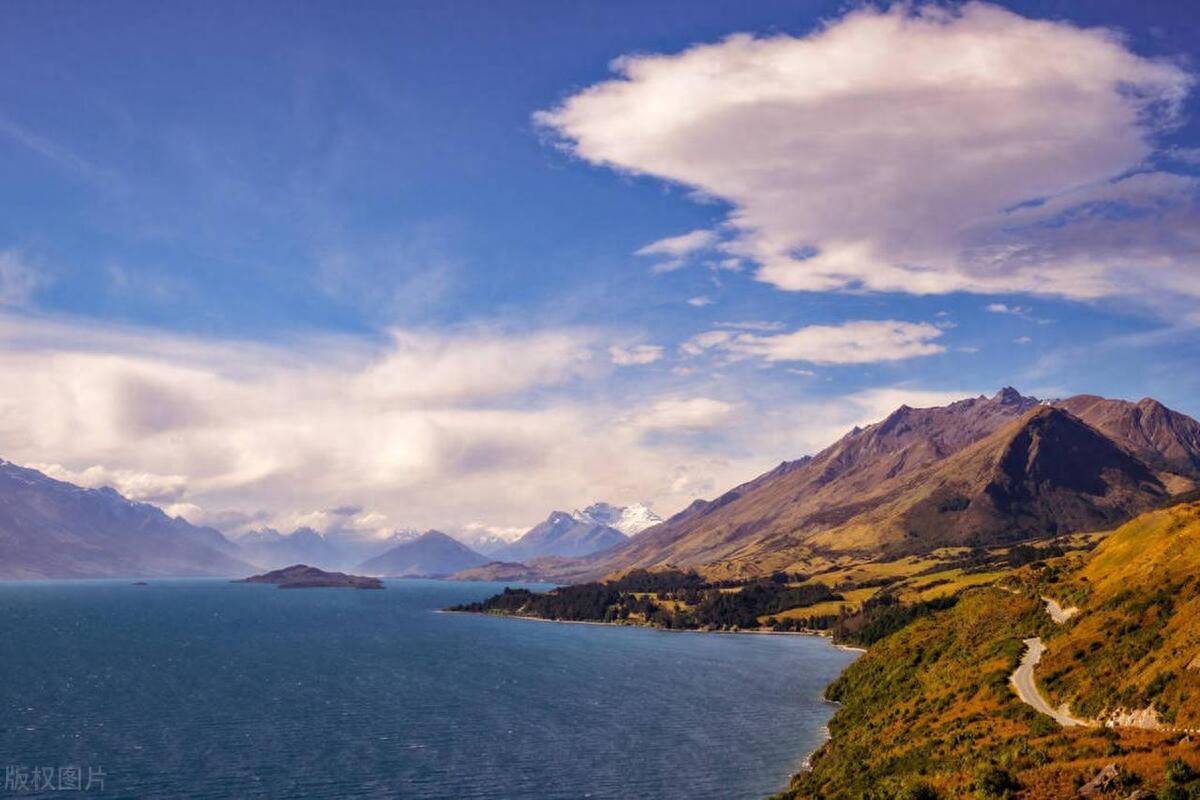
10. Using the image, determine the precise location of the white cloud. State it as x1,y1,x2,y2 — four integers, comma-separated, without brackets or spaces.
986,303,1031,315
680,329,734,357
626,397,736,432
33,463,189,503
636,228,717,257
0,252,43,308
609,344,664,366
1014,336,1033,344
714,320,785,331
461,521,528,545
686,296,713,307
635,228,718,272
684,320,945,365
537,3,1197,305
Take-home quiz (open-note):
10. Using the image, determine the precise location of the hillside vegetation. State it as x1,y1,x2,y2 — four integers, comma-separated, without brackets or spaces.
781,501,1200,798
781,587,1196,799
1037,501,1200,729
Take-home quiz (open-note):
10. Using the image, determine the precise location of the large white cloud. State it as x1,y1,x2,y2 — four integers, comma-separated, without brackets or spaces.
537,2,1197,303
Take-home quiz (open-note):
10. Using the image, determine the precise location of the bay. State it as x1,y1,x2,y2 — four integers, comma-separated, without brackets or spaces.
0,579,856,799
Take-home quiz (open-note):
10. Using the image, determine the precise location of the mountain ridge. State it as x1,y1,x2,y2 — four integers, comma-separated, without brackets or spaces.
562,389,1198,581
0,459,253,579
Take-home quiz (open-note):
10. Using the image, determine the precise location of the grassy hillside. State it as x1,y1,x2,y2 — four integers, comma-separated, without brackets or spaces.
1037,500,1200,728
783,588,1195,799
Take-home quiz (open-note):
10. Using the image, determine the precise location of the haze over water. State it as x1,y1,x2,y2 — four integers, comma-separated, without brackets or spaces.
1,579,856,799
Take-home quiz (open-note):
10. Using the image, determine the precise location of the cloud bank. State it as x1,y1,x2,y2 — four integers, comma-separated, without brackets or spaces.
0,314,977,539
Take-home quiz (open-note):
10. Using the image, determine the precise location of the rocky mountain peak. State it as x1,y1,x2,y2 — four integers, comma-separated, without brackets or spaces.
990,386,1038,407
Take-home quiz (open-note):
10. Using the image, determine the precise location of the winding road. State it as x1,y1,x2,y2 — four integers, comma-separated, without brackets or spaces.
1010,636,1091,727
1011,594,1198,733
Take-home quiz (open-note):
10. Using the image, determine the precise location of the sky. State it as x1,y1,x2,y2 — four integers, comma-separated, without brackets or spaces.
1,0,1198,545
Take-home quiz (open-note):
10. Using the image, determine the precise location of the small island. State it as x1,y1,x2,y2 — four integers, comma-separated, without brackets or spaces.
236,564,384,590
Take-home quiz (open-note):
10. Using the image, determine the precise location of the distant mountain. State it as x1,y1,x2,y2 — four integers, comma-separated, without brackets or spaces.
357,530,488,577
236,527,417,571
0,459,253,579
577,389,1193,580
237,527,340,569
465,529,525,556
574,502,662,535
494,511,628,561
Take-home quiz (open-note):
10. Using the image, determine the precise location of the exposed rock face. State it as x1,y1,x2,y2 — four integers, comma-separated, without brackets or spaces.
356,530,488,577
0,459,252,579
236,564,383,589
1101,707,1162,730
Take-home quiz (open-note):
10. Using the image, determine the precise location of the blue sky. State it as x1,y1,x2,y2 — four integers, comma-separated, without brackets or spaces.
0,1,1198,541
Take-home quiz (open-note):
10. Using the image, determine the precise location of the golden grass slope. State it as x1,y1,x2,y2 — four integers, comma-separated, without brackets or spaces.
1037,500,1200,728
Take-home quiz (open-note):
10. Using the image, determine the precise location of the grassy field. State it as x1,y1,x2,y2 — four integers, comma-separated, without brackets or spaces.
900,568,1008,602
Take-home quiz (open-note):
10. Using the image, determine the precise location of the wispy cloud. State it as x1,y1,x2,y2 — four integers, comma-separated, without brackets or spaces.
0,115,104,179
683,320,946,365
635,228,719,273
625,397,736,432
609,344,664,366
0,252,45,308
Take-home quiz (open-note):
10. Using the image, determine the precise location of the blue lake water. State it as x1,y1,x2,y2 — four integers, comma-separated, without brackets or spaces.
0,579,857,799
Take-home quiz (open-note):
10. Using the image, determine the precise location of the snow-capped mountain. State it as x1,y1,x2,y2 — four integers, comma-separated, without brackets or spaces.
573,502,662,536
494,511,628,561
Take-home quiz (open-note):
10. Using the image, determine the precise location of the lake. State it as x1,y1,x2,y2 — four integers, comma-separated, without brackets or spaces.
0,579,857,799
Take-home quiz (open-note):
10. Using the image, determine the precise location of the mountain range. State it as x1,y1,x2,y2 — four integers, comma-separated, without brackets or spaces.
561,388,1200,581
235,526,419,571
2,388,1197,582
0,459,252,579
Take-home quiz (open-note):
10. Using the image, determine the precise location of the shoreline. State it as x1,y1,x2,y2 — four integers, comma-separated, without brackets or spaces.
440,608,867,651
